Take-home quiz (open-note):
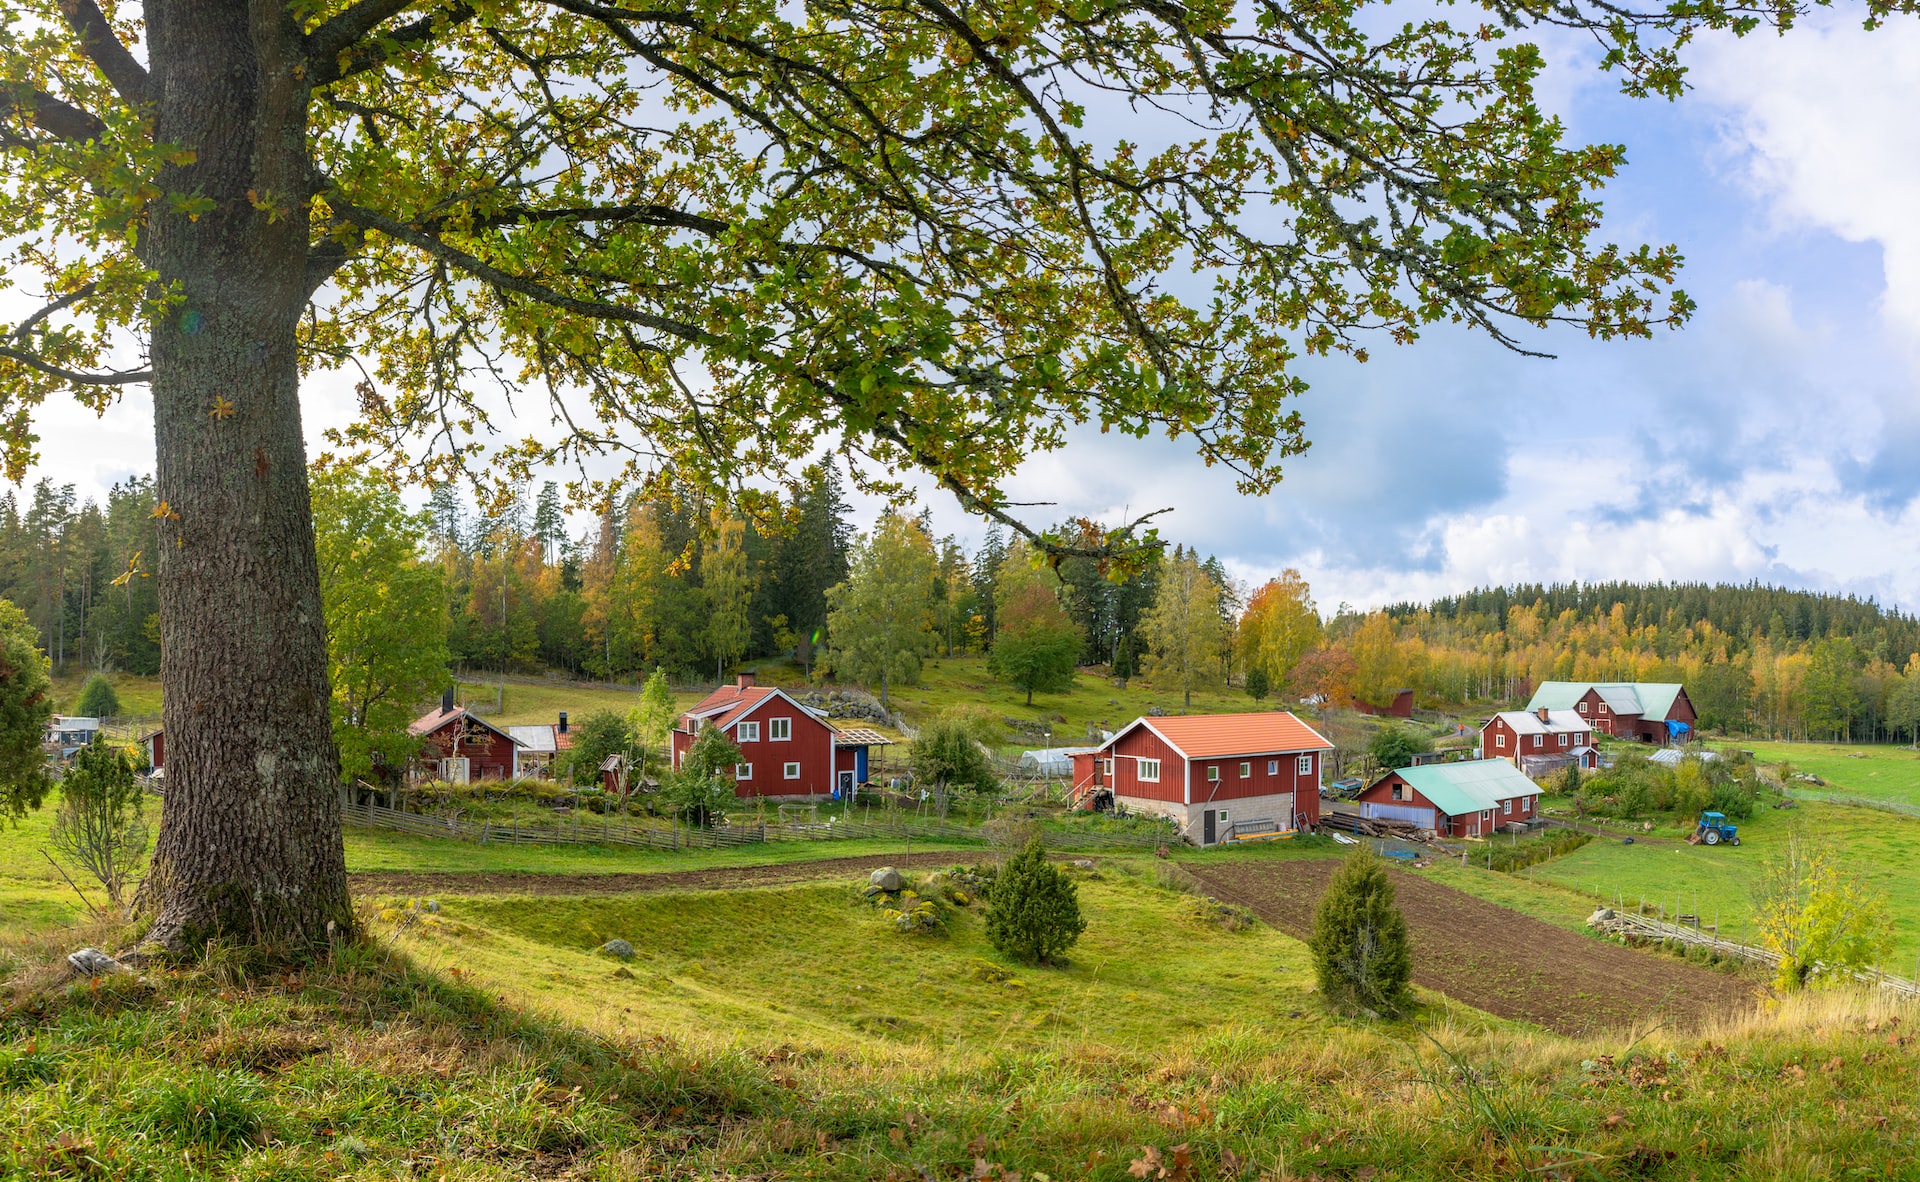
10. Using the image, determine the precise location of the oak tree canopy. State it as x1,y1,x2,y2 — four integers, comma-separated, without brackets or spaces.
0,0,1885,949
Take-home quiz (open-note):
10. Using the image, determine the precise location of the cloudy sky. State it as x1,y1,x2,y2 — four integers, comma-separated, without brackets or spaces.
23,11,1920,613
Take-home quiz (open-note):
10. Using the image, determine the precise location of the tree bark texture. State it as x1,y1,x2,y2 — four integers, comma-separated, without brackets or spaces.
135,0,352,951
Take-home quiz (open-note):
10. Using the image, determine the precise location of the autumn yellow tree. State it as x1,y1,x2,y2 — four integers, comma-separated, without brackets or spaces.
1239,571,1323,697
1139,550,1227,707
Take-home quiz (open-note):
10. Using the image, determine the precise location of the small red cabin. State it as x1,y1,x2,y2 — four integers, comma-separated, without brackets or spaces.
408,698,520,782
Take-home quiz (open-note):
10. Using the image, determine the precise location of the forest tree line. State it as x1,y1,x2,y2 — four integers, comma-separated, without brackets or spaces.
10,471,1920,744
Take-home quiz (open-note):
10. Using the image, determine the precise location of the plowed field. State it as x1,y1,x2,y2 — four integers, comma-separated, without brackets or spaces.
1184,859,1756,1035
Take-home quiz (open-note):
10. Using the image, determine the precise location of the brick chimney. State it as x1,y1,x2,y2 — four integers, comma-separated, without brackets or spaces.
736,672,756,690
1536,706,1550,723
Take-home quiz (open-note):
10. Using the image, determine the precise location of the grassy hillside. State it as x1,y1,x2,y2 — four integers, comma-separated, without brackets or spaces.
1731,739,1920,809
5,874,1918,1180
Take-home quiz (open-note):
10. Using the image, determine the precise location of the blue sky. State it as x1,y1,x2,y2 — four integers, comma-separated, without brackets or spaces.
24,12,1920,613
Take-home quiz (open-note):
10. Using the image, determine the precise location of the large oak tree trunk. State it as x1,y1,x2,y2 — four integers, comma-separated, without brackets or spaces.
134,0,352,951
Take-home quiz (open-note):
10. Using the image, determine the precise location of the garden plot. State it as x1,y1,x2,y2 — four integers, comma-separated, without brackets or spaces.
1183,859,1757,1036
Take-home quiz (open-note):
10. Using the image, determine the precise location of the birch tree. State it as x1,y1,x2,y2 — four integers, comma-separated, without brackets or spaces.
825,512,936,709
1139,550,1226,708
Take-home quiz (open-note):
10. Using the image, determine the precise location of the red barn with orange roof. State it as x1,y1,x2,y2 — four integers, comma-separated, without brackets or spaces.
1077,711,1333,845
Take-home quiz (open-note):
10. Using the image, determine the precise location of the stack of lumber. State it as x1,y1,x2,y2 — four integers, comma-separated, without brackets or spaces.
1317,813,1427,841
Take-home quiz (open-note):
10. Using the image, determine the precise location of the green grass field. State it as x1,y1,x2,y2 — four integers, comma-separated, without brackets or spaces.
1523,801,1920,970
415,871,1353,1055
1726,738,1920,809
46,670,163,717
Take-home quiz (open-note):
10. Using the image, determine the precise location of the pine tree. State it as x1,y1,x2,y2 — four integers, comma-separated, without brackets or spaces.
1309,849,1412,1018
985,835,1086,965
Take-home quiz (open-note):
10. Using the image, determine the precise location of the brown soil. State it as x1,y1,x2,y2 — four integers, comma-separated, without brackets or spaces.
1182,860,1756,1036
349,853,948,898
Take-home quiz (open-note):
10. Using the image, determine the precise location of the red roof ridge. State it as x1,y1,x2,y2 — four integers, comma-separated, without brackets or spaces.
1116,710,1333,758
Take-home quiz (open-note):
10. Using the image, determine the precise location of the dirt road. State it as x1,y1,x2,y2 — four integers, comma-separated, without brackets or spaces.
349,852,944,898
1183,859,1756,1035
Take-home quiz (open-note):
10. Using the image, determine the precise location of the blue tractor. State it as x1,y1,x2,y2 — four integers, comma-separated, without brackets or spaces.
1688,811,1740,847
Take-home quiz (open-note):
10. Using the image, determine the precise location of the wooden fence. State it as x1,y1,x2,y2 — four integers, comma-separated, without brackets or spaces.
342,800,1178,853
1587,907,1920,1000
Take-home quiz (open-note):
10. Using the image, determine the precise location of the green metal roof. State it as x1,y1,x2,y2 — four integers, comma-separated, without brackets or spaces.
1526,681,1686,718
1391,759,1540,816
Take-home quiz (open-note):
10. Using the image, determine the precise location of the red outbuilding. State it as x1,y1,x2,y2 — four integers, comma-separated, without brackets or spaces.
1070,711,1332,845
1355,758,1542,838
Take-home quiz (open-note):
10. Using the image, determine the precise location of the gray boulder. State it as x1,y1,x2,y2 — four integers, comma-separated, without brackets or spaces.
600,939,635,959
67,948,123,977
1072,859,1095,870
869,866,905,892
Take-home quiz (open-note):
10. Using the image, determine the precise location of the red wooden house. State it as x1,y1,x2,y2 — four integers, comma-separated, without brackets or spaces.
1526,682,1695,745
672,673,885,800
1069,711,1332,845
1355,758,1541,837
1482,708,1599,778
409,695,521,782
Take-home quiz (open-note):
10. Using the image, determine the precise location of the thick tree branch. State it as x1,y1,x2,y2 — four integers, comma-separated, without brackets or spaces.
59,0,150,106
0,345,149,386
328,199,707,342
308,1,478,86
307,0,421,64
7,283,97,343
0,80,106,143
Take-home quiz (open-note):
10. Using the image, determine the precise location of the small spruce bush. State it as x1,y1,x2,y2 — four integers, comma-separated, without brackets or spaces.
74,672,120,718
1309,848,1412,1018
983,836,1086,965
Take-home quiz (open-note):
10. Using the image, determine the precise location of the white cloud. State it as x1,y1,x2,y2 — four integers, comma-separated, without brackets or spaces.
1694,17,1920,346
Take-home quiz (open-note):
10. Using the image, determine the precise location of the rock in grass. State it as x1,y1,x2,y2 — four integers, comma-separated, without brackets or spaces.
869,867,905,892
67,948,123,977
600,939,635,959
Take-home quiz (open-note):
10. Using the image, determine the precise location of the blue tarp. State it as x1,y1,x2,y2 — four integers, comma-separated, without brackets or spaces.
1665,719,1692,738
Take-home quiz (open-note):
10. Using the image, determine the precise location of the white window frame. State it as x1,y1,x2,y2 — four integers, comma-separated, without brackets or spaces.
738,721,760,742
783,761,801,780
1268,759,1279,775
1578,701,1588,713
1239,761,1251,779
1207,765,1221,782
1296,754,1314,776
735,762,752,780
1218,809,1230,826
1503,798,1512,814
1495,732,1505,749
1103,759,1114,777
769,717,791,741
1558,733,1569,748
1138,758,1160,782
1599,703,1610,714
1532,734,1543,749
